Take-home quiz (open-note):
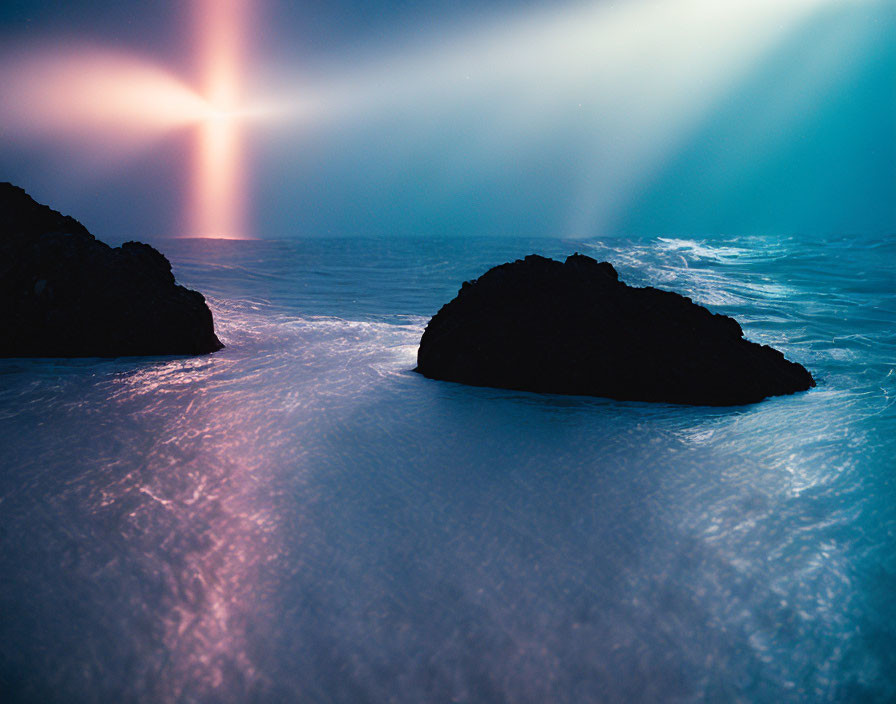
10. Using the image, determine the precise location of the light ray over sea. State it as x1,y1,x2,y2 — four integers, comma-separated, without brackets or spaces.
192,0,249,239
0,0,882,239
260,0,866,235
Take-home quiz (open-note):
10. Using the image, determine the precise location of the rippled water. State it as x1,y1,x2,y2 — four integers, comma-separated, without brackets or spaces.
1,235,894,703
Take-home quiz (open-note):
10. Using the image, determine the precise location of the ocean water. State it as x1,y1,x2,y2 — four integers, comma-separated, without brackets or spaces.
0,235,894,703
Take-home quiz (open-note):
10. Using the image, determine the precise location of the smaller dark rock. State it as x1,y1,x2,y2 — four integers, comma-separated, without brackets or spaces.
415,253,815,406
0,182,223,357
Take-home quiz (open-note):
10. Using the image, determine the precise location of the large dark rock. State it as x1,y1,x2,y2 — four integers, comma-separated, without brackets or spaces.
0,182,223,357
415,253,814,405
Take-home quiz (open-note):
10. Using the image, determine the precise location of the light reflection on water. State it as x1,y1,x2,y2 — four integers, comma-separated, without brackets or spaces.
105,355,277,700
0,235,894,702
50,360,246,698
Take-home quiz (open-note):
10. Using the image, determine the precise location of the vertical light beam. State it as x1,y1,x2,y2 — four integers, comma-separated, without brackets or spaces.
193,0,247,239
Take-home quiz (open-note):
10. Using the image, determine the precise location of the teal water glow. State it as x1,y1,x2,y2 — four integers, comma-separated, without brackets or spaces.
0,235,894,702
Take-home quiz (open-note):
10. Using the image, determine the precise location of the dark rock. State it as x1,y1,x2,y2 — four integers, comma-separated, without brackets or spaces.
415,253,814,405
0,182,223,357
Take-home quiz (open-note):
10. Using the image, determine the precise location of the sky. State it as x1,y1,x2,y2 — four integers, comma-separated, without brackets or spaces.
0,0,894,240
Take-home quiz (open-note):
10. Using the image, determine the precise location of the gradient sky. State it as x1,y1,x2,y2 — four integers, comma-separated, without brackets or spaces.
1,0,894,240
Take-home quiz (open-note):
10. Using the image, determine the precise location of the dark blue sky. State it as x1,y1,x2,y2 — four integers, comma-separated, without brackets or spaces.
1,0,894,240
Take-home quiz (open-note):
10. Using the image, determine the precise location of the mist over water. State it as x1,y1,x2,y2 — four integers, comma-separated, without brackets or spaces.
1,235,893,702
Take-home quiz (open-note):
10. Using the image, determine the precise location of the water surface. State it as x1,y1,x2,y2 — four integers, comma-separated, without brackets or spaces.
1,235,894,702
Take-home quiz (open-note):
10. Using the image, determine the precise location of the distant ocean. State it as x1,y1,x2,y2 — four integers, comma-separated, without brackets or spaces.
1,235,894,703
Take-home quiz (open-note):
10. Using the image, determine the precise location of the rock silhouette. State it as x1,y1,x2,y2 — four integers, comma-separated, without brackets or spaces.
415,253,814,405
0,182,223,357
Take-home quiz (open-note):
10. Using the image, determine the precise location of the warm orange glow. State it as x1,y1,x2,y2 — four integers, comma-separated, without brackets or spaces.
194,116,243,239
0,0,254,239
191,0,249,239
0,49,214,141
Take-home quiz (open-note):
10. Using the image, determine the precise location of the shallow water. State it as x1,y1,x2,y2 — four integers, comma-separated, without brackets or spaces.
1,235,894,703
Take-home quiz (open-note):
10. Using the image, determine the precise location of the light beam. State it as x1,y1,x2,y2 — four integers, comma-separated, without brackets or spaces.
261,0,862,236
192,0,249,240
0,0,875,239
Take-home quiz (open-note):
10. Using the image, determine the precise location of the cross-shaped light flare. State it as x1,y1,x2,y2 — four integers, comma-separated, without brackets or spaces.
0,0,866,241
0,0,251,239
